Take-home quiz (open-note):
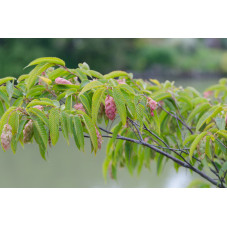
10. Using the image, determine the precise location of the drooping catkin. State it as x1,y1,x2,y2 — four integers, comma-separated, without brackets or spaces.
55,77,72,85
23,120,34,143
1,124,12,150
105,95,117,121
147,97,157,116
73,103,86,112
95,127,103,150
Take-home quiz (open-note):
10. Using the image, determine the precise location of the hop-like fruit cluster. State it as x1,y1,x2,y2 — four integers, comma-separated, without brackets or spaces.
73,103,86,112
38,78,43,85
105,95,117,121
117,79,126,84
147,97,157,116
203,91,213,99
33,105,44,111
23,120,34,144
55,77,72,85
95,127,103,150
1,124,12,150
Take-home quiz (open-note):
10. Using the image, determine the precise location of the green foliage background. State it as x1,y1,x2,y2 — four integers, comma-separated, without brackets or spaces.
1,38,227,79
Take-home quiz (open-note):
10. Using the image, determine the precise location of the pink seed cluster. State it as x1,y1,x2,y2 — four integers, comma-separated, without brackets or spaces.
105,95,117,121
33,105,44,111
147,97,157,116
95,127,103,150
73,103,86,112
203,91,213,99
38,78,43,85
1,124,12,150
117,79,126,84
23,120,34,143
55,77,72,85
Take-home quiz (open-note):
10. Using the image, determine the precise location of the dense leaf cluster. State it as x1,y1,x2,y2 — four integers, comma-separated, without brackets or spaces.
0,57,226,187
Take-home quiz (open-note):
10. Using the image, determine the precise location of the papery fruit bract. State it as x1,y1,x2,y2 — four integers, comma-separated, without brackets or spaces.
73,103,86,112
1,124,12,150
105,95,116,121
23,120,34,144
55,77,72,85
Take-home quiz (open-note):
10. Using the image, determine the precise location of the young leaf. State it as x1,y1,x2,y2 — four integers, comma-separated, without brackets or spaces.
80,80,104,95
6,81,14,100
11,120,27,154
0,100,4,117
26,57,65,68
104,71,128,79
60,111,69,144
26,63,54,90
112,87,127,125
189,132,208,160
65,95,72,111
49,108,60,146
0,77,15,86
27,108,48,125
26,100,55,108
187,103,210,123
196,106,223,131
81,113,98,152
92,87,106,123
73,116,84,151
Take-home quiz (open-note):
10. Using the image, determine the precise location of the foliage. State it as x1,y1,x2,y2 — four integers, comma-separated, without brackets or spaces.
1,38,227,78
0,57,226,188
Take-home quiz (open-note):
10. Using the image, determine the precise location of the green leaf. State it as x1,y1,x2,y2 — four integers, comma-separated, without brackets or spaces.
0,100,4,117
196,106,223,131
65,95,72,111
6,81,14,99
60,111,69,144
26,100,55,108
219,162,227,178
81,113,98,152
79,94,91,114
112,122,122,141
49,108,60,146
27,107,48,125
187,179,210,188
189,132,208,160
26,86,46,97
151,92,171,101
11,120,27,154
48,68,70,80
103,157,111,181
215,117,226,130
17,74,29,82
216,130,227,139
112,87,127,125
80,80,104,95
118,83,135,95
0,106,16,136
8,111,19,135
88,70,103,79
33,118,48,159
187,103,211,124
0,89,9,104
205,136,212,159
0,77,15,86
26,57,65,68
26,62,54,90
73,116,84,151
104,71,128,79
92,87,106,123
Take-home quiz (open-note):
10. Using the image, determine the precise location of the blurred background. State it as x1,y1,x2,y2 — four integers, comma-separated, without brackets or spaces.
0,38,225,187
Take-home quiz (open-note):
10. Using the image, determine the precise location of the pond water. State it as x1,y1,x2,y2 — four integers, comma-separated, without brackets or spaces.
0,79,217,187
